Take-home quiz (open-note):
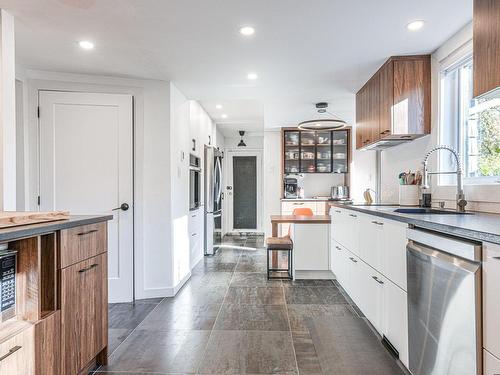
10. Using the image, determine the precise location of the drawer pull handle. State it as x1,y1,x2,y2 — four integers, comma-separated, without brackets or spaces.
371,221,384,226
335,210,341,213
335,246,341,250
349,257,358,263
0,346,21,362
191,233,197,237
372,276,384,284
77,229,98,236
293,203,304,205
349,214,357,218
79,264,98,273
493,256,500,260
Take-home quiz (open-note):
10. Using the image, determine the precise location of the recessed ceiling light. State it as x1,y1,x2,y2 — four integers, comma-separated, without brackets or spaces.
221,114,228,119
247,73,258,80
239,26,255,36
216,104,223,109
78,40,95,50
407,20,425,31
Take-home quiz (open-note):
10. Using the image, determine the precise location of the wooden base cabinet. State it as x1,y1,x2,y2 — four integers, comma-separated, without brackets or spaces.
61,253,108,375
0,325,35,374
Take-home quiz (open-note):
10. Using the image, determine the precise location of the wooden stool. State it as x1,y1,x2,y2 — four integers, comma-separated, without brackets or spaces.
266,237,293,280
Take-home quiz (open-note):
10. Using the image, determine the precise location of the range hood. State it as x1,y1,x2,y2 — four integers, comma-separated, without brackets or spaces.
360,134,425,151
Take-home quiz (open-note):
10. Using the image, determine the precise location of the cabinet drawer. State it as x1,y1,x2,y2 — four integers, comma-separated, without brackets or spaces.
0,326,34,374
484,349,500,375
59,222,107,268
483,242,500,359
61,254,107,375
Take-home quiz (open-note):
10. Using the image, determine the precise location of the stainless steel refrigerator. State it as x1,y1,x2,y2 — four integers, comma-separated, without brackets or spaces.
204,146,223,255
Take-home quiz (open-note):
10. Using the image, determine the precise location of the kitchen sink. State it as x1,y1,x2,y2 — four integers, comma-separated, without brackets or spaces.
393,208,473,215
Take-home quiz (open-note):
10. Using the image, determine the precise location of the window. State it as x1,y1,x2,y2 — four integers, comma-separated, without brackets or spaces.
439,55,500,185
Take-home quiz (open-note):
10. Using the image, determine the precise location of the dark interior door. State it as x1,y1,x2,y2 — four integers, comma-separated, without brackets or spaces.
232,156,257,229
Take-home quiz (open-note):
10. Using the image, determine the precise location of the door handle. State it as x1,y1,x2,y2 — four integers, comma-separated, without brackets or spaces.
79,263,98,273
349,257,358,263
371,221,384,226
349,214,357,218
0,346,21,362
372,276,384,284
112,203,130,211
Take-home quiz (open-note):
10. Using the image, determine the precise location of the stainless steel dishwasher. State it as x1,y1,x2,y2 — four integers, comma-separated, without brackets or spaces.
406,228,482,375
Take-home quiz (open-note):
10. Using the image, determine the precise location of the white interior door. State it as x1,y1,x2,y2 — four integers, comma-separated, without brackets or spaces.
225,150,262,233
39,91,134,303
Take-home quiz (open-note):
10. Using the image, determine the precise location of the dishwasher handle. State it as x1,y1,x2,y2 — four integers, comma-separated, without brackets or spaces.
407,240,480,274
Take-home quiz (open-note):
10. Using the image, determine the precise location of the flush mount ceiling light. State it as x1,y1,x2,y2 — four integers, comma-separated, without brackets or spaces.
239,26,255,36
298,102,347,131
221,114,228,119
247,72,258,80
216,104,223,109
237,131,247,147
78,40,95,50
407,20,425,31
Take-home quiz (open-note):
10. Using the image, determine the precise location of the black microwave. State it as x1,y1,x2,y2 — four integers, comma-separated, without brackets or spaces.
189,155,201,211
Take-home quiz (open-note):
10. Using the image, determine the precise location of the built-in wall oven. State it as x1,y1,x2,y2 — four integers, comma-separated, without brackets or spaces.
189,154,201,211
406,228,482,375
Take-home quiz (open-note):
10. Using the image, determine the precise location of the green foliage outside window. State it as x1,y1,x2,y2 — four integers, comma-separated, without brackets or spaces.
477,104,500,177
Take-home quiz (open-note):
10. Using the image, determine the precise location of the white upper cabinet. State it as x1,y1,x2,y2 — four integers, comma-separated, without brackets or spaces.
189,101,216,157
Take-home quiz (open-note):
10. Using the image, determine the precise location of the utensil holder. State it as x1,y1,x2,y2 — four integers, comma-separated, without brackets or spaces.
399,185,419,206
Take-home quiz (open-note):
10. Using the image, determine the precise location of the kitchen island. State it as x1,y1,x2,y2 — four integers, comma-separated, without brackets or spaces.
270,215,332,279
0,214,112,374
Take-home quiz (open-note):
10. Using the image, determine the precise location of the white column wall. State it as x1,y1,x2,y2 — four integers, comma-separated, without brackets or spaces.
0,10,16,210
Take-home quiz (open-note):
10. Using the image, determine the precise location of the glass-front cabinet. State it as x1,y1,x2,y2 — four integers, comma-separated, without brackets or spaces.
283,129,349,174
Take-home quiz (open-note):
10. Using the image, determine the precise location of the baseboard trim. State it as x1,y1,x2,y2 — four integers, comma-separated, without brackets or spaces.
135,272,192,299
294,270,334,280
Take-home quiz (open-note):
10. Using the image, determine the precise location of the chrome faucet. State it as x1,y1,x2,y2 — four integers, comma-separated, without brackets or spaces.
422,145,467,212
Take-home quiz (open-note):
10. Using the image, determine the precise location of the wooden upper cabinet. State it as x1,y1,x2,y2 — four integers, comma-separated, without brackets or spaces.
392,57,431,135
378,61,394,137
473,0,500,98
355,55,431,149
355,84,368,149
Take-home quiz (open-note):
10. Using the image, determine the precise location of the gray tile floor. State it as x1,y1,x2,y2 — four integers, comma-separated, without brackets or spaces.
94,235,405,375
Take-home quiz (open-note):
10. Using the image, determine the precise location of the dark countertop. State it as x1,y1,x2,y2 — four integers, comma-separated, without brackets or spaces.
329,203,500,245
0,215,113,242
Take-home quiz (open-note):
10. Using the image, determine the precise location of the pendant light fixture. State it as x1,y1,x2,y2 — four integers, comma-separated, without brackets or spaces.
298,102,347,131
237,130,247,147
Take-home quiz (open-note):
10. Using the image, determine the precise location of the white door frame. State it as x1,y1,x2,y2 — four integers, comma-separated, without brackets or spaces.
224,149,263,233
37,90,135,303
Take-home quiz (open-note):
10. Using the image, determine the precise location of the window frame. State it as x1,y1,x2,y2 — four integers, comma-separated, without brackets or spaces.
438,53,500,186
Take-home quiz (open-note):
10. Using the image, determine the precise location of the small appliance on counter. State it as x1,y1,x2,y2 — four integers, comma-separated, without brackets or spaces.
331,185,349,200
0,246,17,322
284,178,298,198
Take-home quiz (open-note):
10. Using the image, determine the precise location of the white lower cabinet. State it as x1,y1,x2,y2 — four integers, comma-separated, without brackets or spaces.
330,208,409,370
293,224,329,271
483,242,500,360
189,208,203,265
484,349,500,375
382,275,409,368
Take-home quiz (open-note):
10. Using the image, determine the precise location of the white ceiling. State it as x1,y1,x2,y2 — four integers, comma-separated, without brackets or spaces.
4,0,472,132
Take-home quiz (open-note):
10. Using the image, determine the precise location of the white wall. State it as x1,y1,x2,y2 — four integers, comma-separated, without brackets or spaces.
263,131,283,237
300,174,347,198
0,10,16,210
16,69,178,299
169,83,191,292
224,134,263,150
